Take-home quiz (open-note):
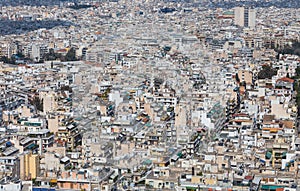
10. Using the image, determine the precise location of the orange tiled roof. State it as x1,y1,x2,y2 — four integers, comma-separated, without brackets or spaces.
276,77,294,83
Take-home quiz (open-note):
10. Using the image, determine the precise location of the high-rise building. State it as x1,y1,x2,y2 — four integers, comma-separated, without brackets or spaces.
234,7,245,27
234,7,256,28
248,9,256,28
19,153,40,180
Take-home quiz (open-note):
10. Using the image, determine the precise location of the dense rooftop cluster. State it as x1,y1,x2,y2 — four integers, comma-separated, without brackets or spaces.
0,0,299,191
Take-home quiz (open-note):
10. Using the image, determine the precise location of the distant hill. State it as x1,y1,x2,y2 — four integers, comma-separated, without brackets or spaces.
0,0,77,6
0,0,299,8
0,20,73,35
206,0,300,9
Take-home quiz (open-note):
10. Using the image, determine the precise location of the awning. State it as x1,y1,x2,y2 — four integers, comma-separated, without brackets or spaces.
177,152,183,158
6,141,12,147
282,152,287,157
266,151,272,159
50,179,57,183
27,143,36,149
185,186,197,190
142,159,152,165
261,185,285,190
259,159,266,163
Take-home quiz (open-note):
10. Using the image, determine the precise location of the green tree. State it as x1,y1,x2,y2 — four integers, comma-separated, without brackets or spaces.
258,65,277,79
276,41,300,57
44,48,62,61
64,47,77,61
30,97,43,112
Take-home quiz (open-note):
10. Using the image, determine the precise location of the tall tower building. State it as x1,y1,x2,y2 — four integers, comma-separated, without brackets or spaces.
234,7,245,27
19,152,40,180
248,8,256,28
234,7,256,28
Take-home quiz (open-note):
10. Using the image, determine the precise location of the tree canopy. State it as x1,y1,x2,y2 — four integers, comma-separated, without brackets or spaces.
258,65,277,79
276,41,300,57
43,47,77,62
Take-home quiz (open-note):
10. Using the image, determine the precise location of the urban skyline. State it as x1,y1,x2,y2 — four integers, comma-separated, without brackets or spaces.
0,0,299,191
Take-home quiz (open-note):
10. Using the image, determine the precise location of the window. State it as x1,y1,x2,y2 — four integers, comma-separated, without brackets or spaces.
170,182,174,188
149,181,154,186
